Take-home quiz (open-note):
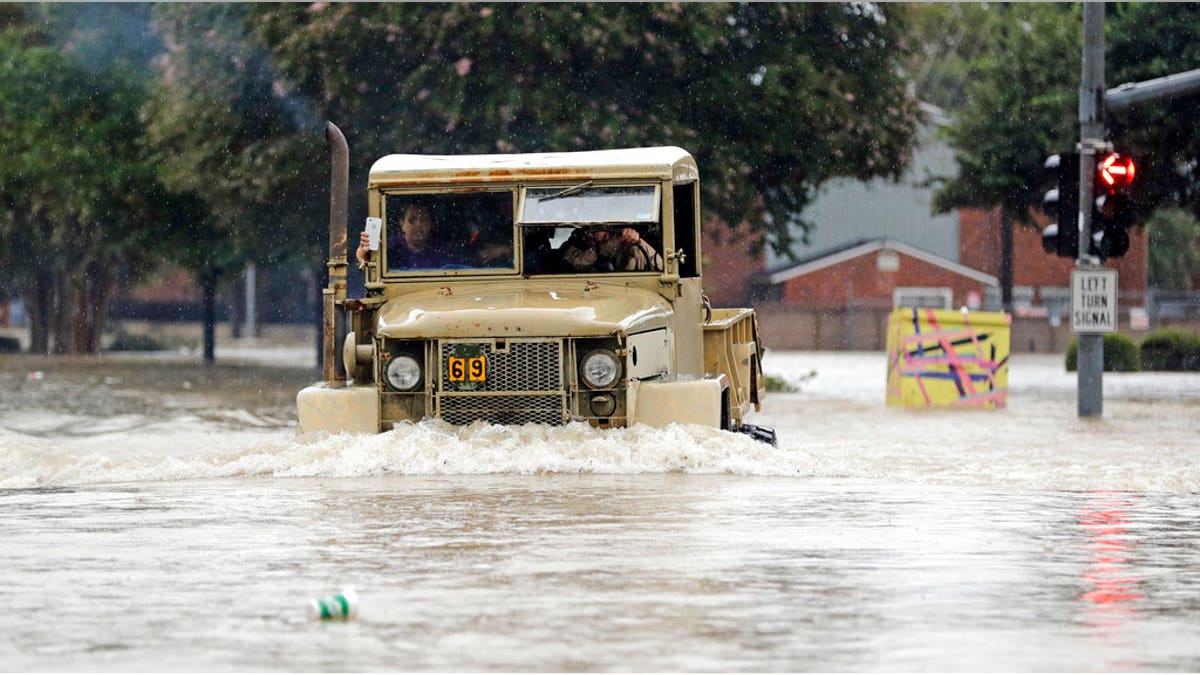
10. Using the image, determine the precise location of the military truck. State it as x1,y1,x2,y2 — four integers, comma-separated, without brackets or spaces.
298,123,774,444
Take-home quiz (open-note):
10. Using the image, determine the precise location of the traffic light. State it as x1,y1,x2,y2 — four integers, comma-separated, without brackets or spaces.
1041,151,1137,260
1090,152,1136,259
1041,152,1079,258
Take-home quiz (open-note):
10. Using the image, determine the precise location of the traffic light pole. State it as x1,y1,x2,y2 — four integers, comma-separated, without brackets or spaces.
1108,68,1200,112
1077,3,1105,417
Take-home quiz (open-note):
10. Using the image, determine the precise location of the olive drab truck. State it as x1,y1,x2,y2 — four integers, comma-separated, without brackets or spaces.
297,122,775,444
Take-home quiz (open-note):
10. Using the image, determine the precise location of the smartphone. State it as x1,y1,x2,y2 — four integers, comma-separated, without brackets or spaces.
365,217,382,251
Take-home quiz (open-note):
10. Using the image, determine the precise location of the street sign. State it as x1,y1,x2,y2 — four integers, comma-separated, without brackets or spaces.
1071,269,1118,334
1129,307,1149,331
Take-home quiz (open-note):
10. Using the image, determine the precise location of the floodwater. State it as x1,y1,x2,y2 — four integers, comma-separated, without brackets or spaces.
1,349,1199,671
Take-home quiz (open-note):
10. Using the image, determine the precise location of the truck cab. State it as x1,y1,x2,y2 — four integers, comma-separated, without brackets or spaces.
299,127,772,443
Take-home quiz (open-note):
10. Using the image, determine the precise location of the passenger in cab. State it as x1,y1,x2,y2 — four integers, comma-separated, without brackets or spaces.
559,226,662,273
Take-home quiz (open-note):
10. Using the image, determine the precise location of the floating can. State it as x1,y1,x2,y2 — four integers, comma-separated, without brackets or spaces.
308,588,358,621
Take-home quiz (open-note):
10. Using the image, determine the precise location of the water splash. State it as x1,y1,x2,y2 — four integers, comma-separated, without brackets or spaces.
0,421,810,489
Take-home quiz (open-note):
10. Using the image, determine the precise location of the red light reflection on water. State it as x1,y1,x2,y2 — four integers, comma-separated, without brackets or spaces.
1079,491,1143,626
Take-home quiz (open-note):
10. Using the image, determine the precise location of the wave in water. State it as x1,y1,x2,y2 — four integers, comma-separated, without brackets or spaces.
0,420,805,489
2,409,1196,493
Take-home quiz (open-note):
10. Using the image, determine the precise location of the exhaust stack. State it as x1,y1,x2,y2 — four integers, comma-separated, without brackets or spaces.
323,122,349,384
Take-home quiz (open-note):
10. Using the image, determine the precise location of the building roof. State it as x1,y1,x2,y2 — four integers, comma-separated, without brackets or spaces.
764,237,998,286
369,146,699,188
766,112,961,267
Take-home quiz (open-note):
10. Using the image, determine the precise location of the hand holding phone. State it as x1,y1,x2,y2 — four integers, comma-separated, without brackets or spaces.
365,217,382,251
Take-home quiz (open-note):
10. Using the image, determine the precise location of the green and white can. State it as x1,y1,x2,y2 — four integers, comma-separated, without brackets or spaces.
308,588,358,621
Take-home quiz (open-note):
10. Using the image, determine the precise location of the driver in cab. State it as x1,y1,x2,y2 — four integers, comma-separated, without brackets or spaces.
357,201,454,270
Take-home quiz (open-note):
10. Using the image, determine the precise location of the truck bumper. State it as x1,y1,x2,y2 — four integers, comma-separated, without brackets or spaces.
297,383,380,434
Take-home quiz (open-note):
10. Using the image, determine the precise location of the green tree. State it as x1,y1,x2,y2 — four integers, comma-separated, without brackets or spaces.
147,3,325,364
1109,4,1200,225
929,3,1200,309
931,4,1080,311
0,10,167,353
249,3,920,255
0,20,57,351
903,3,1007,112
1146,207,1200,290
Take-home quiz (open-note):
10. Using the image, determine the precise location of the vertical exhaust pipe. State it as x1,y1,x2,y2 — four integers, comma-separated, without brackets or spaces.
324,122,349,385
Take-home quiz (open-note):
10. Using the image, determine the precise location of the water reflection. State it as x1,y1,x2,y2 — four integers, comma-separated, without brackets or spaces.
4,353,1200,670
1080,491,1143,627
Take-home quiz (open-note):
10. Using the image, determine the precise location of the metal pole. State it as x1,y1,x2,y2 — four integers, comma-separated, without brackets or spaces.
1107,68,1200,112
244,262,257,339
325,122,349,385
1000,210,1014,314
1077,3,1105,417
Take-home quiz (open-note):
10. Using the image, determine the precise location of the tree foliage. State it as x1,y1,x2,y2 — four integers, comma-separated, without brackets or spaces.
145,3,329,362
902,3,1007,112
0,8,168,352
924,4,1081,311
930,2,1200,287
1109,3,1200,226
0,3,923,355
249,3,920,254
1146,207,1200,290
147,3,326,275
931,3,1080,223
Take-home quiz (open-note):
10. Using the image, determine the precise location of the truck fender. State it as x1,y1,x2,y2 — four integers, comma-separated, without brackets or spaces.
628,375,728,429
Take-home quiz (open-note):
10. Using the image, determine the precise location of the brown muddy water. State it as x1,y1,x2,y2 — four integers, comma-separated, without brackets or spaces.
1,351,1198,671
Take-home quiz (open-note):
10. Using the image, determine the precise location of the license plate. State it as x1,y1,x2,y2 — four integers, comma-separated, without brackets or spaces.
448,356,487,382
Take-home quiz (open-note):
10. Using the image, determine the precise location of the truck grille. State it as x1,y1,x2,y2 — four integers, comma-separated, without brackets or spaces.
436,339,566,426
439,394,565,426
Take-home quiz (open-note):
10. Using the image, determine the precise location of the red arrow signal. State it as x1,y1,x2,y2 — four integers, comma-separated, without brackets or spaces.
1097,153,1136,191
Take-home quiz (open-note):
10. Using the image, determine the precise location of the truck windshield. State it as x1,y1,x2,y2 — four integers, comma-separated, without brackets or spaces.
521,185,658,224
522,222,664,275
383,191,515,273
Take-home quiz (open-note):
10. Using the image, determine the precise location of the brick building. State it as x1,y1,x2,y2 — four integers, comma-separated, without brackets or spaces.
958,207,1148,314
694,104,1154,351
763,238,996,310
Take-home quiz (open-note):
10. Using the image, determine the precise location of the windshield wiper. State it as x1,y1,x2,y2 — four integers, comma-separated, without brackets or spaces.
536,180,593,203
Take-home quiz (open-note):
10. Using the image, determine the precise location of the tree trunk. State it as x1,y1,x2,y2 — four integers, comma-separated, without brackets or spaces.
78,263,112,353
89,269,113,354
202,272,217,366
1000,209,1014,314
28,268,52,354
70,279,89,354
230,268,244,340
51,271,69,354
59,261,111,354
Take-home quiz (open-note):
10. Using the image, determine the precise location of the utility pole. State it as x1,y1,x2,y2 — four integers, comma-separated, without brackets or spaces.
244,262,258,339
1076,2,1106,417
1063,6,1200,418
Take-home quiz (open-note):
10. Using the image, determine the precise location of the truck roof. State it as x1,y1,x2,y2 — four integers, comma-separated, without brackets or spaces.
369,146,698,188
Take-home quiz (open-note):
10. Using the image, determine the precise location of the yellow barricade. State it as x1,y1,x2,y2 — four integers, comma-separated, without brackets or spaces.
886,307,1010,409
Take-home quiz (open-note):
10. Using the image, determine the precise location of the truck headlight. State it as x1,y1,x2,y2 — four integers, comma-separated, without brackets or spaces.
580,349,621,389
384,353,423,392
